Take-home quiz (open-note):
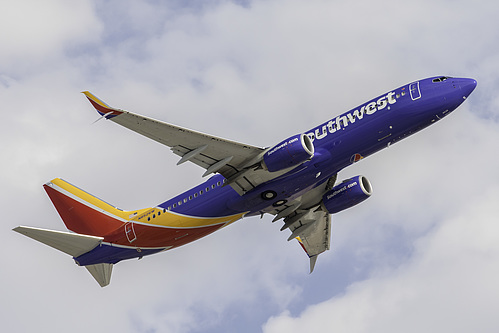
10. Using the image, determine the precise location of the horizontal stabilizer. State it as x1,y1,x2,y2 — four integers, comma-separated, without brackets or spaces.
13,226,103,257
86,263,113,287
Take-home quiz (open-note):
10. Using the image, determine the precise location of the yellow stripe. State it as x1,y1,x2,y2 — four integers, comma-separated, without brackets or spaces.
50,178,246,228
50,178,149,220
132,208,245,228
81,91,111,108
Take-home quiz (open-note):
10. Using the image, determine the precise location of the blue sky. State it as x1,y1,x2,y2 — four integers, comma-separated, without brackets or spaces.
2,0,499,332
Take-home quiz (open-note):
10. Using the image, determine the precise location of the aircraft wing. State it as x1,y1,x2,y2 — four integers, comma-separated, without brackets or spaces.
296,211,331,272
277,205,331,273
83,92,275,195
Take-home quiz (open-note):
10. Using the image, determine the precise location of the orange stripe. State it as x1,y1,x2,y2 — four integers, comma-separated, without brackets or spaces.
103,222,225,248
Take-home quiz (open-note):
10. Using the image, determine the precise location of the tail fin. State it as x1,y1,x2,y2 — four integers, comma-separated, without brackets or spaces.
44,178,129,236
13,226,113,287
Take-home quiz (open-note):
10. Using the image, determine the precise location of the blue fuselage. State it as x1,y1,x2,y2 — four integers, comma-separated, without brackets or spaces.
159,76,476,218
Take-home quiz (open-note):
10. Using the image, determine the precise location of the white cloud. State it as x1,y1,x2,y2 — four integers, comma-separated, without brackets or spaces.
263,190,499,333
2,0,499,332
0,0,102,75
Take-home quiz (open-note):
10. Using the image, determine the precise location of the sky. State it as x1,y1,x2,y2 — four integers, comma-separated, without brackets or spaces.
2,0,499,332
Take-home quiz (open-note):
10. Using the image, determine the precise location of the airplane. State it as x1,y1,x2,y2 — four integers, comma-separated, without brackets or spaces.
14,76,477,287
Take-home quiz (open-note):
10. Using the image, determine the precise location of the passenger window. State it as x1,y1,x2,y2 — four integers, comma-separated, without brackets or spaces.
194,193,198,198
212,184,216,189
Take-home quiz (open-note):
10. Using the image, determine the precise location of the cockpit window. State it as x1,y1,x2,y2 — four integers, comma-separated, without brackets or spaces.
432,76,450,83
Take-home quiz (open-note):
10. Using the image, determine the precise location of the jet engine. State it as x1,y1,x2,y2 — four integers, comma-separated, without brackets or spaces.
263,134,314,172
322,175,372,214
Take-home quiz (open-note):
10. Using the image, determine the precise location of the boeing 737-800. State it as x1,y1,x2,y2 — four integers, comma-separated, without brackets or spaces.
14,76,476,286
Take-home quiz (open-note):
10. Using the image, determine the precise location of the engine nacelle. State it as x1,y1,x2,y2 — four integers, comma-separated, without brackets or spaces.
322,175,372,214
263,134,314,172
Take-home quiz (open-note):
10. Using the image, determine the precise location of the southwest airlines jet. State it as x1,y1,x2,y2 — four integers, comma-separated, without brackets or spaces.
14,76,476,287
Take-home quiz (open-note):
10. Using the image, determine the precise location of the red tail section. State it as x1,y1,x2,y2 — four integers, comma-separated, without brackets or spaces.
44,179,127,236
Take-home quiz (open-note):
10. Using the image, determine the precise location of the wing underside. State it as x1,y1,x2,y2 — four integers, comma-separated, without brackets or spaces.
83,92,289,194
268,176,336,272
280,207,331,272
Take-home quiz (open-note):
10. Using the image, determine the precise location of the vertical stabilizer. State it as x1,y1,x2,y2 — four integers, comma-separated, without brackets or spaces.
43,178,127,236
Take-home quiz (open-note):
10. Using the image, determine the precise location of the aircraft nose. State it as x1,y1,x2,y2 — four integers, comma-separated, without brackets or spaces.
459,77,477,98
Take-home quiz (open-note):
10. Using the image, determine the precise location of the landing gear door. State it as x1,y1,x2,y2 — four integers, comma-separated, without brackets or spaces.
409,81,421,100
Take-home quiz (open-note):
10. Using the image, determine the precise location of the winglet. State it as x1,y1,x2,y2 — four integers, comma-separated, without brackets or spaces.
309,255,318,273
82,91,123,119
295,236,320,273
